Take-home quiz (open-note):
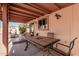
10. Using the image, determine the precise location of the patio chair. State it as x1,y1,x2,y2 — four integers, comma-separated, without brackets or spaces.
52,37,78,56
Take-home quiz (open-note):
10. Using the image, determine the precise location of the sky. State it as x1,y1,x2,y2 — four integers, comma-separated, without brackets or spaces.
0,21,2,27
0,21,20,27
9,22,20,27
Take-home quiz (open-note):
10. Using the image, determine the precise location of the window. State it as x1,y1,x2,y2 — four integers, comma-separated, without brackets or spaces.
38,17,49,30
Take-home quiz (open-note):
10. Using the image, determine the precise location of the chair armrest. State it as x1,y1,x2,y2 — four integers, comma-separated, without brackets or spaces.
56,43,69,48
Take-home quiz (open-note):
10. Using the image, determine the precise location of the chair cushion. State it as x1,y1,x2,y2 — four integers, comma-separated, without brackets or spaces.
52,48,68,56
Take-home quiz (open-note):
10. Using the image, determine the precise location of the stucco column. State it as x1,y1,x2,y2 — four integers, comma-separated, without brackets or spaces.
2,4,8,55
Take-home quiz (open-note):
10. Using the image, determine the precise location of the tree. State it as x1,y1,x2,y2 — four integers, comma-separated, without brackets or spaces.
19,23,26,34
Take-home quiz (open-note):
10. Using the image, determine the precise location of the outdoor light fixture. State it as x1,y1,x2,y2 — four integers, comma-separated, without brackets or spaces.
55,13,61,19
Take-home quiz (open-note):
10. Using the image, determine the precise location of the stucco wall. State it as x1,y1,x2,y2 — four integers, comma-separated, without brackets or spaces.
27,4,79,56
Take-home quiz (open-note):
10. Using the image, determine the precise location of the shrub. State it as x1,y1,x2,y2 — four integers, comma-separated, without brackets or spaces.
19,23,26,34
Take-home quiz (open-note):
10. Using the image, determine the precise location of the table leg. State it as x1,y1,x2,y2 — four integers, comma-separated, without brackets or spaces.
43,47,50,56
47,47,50,56
47,44,54,56
43,48,46,56
24,40,28,51
49,44,53,49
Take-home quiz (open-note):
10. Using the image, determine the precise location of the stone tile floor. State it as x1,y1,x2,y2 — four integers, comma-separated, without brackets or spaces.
8,37,62,56
0,34,62,56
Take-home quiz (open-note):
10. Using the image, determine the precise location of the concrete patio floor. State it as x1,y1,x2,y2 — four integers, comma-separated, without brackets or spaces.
8,36,62,56
0,33,7,56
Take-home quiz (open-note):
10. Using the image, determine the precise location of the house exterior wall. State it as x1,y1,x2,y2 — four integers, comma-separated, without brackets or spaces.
27,4,79,56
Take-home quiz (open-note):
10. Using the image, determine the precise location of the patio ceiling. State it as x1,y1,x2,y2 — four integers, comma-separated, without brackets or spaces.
0,3,74,23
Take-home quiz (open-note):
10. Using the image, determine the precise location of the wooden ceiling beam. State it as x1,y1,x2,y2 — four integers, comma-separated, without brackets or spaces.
10,15,31,20
51,3,61,10
9,5,41,17
9,14,32,22
9,16,32,23
9,10,36,19
25,3,51,14
0,12,1,15
54,3,62,9
9,11,35,19
0,12,33,22
9,13,34,20
10,4,44,16
9,19,29,23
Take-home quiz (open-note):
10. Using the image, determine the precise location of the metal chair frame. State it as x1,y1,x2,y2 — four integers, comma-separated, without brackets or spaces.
55,37,78,56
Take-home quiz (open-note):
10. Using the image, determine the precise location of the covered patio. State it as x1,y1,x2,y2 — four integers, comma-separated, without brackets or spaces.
0,3,79,56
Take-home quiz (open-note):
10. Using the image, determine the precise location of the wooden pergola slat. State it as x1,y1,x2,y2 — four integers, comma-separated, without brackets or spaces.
54,3,62,9
9,13,34,20
10,3,45,16
9,16,32,23
9,5,41,17
25,3,51,14
9,10,36,18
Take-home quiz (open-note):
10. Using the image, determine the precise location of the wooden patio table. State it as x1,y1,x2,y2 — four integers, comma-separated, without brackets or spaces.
24,36,60,56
